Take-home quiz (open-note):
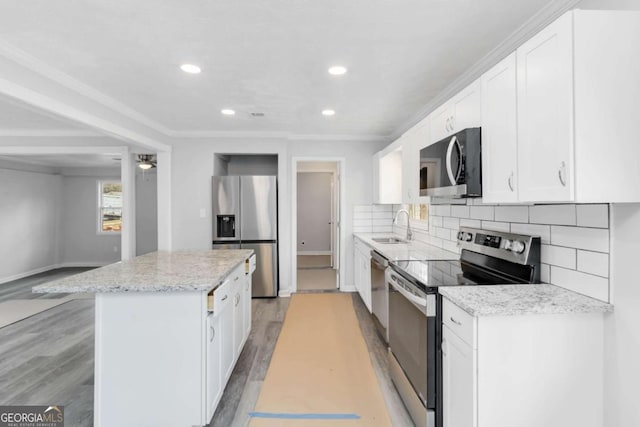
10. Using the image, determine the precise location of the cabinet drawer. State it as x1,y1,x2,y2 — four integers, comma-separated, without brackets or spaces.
443,297,475,347
212,280,232,313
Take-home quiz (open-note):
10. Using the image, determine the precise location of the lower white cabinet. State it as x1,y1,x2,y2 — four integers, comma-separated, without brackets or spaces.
441,296,605,427
217,281,235,383
206,313,222,421
243,273,252,339
353,238,372,312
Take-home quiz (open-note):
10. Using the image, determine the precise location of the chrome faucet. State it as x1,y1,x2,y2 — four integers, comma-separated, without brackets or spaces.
393,209,413,241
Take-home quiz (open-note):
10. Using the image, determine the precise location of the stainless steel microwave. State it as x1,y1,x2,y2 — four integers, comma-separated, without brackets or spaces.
419,127,481,198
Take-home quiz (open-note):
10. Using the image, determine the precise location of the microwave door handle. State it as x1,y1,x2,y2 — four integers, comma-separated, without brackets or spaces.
445,135,459,185
389,280,427,309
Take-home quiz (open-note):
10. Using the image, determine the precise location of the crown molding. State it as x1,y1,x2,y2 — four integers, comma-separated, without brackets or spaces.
287,133,388,143
0,129,101,137
168,129,388,142
0,40,173,136
391,0,583,140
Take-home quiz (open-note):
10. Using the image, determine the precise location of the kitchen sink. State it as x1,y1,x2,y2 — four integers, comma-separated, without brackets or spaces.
371,237,407,244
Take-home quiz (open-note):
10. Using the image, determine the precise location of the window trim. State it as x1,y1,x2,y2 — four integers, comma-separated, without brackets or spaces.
97,180,123,235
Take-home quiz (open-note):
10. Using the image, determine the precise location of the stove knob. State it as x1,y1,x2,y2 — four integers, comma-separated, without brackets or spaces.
464,232,473,242
504,239,513,250
512,240,526,254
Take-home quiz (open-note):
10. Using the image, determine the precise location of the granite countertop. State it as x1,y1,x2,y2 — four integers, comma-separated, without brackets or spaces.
32,249,254,293
353,232,459,261
439,284,614,317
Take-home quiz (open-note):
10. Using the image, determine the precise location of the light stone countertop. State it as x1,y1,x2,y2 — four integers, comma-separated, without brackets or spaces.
32,249,254,293
439,284,614,317
353,232,459,261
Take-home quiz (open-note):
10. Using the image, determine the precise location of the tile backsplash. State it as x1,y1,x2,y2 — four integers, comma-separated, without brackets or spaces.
354,201,611,303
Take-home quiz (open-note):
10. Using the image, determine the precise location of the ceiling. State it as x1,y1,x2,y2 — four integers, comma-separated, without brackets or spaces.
0,0,567,138
0,95,82,130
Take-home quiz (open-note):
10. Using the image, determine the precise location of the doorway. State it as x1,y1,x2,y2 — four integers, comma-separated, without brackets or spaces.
293,160,342,292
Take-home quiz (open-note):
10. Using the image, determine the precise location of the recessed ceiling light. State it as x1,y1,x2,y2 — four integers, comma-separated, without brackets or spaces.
328,66,347,76
180,64,201,74
221,109,236,116
322,109,336,116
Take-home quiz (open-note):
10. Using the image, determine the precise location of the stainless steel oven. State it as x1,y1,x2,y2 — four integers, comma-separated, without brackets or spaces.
386,227,541,427
371,250,389,343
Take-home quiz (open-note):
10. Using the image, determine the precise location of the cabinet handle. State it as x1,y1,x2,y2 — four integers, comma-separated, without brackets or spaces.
558,161,567,187
508,172,514,192
235,293,241,306
210,326,215,342
450,316,462,326
441,338,448,356
450,116,455,131
221,295,228,301
234,276,239,282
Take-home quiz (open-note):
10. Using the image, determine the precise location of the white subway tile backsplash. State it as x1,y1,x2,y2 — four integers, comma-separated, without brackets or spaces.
551,266,609,302
481,221,510,232
429,216,443,228
443,217,460,230
373,204,393,212
354,205,372,212
450,206,470,218
372,218,392,227
459,218,481,228
577,250,609,278
540,263,550,283
469,206,494,220
354,211,373,220
529,204,576,225
551,226,609,253
442,239,461,254
494,206,529,223
576,204,609,228
432,205,451,217
541,244,576,269
353,219,372,228
372,211,393,219
510,223,551,244
375,225,393,233
435,226,452,240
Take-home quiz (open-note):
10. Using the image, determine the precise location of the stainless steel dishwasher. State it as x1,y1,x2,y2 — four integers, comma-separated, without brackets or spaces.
370,250,389,343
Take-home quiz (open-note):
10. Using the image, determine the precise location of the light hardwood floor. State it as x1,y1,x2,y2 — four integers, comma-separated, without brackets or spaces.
0,271,411,427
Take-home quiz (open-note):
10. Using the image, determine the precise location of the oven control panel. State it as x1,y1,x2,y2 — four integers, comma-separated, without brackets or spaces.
456,227,540,265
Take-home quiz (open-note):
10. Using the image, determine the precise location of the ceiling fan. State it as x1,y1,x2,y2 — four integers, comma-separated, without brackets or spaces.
137,154,156,170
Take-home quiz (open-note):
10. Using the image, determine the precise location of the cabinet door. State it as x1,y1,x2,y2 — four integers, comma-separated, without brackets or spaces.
481,53,519,203
442,325,476,427
451,79,481,133
362,252,372,312
206,314,222,421
233,290,244,360
219,302,234,382
517,13,574,202
402,118,429,204
431,103,454,143
244,274,251,340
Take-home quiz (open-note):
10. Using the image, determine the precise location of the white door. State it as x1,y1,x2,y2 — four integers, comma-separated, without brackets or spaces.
481,52,519,203
442,325,475,427
517,13,574,202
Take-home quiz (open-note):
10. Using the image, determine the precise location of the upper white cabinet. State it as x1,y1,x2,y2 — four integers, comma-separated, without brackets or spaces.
402,116,430,204
373,141,403,204
481,53,519,203
516,13,574,202
431,80,481,143
515,10,640,203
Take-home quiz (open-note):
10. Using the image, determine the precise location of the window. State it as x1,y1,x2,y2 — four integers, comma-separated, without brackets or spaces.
98,181,122,233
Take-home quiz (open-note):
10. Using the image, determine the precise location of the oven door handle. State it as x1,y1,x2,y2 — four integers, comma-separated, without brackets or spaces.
389,279,427,309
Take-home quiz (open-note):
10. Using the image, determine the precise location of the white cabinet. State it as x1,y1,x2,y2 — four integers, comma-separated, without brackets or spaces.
217,281,235,382
442,324,475,427
513,10,640,203
402,117,430,204
243,272,251,339
481,52,519,203
233,287,244,359
206,313,222,421
441,296,605,427
353,237,372,312
431,80,481,143
516,12,574,202
373,145,403,204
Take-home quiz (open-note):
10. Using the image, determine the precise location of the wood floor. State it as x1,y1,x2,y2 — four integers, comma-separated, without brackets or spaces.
0,270,412,427
0,268,93,303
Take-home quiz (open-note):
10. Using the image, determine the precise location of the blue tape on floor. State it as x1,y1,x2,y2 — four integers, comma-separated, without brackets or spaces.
248,412,361,420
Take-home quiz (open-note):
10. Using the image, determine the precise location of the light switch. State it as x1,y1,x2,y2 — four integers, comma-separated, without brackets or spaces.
199,208,206,218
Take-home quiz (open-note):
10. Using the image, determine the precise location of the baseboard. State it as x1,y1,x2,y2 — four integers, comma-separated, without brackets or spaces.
340,286,357,293
298,251,332,256
278,290,292,298
0,264,59,285
0,261,112,285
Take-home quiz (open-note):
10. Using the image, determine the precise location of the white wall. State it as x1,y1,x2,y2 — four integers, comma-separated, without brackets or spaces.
0,167,62,282
606,203,640,427
297,172,332,253
136,169,158,256
169,138,385,295
60,175,121,265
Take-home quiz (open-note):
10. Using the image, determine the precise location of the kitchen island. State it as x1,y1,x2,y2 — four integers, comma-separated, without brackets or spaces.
33,249,255,427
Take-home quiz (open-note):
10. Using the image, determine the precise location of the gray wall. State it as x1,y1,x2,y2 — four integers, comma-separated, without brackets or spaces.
297,172,332,253
60,175,121,265
0,167,61,282
226,154,278,176
136,169,158,256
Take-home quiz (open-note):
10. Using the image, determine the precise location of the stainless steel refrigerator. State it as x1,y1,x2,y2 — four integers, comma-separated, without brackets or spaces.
212,176,278,297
